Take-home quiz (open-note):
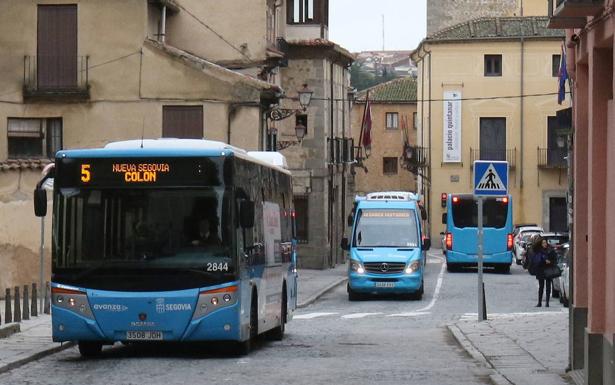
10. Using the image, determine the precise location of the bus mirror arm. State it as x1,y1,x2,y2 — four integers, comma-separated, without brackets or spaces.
347,214,353,227
422,238,431,251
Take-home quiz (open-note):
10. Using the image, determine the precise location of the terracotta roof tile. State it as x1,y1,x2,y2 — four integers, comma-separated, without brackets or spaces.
356,77,417,103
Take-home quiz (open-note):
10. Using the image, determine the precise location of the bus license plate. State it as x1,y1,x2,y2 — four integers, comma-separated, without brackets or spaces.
375,282,395,288
126,331,163,341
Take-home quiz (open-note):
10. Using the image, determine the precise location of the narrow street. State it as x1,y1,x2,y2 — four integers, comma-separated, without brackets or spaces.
0,252,567,385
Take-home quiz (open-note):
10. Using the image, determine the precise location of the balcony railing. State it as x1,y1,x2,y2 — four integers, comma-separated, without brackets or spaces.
23,56,90,101
537,148,567,169
470,148,516,169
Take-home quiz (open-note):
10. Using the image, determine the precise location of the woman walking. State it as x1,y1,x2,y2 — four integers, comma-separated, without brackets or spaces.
530,237,557,307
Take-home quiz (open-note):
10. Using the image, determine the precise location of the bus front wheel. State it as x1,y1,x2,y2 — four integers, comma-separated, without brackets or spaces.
348,285,362,301
78,341,102,358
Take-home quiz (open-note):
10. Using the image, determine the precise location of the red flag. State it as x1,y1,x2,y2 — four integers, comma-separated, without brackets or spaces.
361,97,372,151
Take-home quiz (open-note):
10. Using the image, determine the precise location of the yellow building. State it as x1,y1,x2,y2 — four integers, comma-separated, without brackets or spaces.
412,16,569,239
351,77,418,195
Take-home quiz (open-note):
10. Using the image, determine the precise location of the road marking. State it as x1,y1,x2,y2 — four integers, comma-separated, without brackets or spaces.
459,309,567,321
294,312,339,319
414,254,446,313
341,312,383,319
387,311,430,317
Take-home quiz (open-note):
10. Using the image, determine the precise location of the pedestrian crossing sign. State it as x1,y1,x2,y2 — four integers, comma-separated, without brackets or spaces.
473,161,508,196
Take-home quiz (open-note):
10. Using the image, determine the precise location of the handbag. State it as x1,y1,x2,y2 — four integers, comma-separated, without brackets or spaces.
543,265,562,279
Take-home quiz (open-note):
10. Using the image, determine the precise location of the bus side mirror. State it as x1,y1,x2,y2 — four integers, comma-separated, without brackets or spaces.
347,214,354,227
422,238,431,251
441,213,447,224
34,188,47,217
420,206,427,221
341,237,350,251
240,200,255,228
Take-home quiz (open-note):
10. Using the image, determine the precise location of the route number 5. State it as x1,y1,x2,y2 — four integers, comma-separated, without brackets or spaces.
81,164,91,183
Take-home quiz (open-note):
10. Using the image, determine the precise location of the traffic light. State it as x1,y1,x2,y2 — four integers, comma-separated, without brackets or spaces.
441,193,447,208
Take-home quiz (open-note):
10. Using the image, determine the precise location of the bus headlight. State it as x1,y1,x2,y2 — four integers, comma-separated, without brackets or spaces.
350,260,365,274
405,261,420,274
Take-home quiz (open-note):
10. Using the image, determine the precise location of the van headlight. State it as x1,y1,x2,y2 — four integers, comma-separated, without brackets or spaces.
405,260,420,274
350,259,365,274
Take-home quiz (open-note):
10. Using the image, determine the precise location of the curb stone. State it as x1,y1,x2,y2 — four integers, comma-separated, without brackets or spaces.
0,341,75,375
0,323,20,339
297,277,348,309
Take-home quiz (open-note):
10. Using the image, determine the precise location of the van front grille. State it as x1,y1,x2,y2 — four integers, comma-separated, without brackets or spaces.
363,262,405,274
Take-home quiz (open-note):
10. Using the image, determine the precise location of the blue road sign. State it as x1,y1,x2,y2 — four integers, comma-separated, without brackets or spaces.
473,161,509,196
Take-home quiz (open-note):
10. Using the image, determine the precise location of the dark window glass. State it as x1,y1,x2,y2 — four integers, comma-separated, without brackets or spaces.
46,118,63,157
8,118,63,158
451,197,508,229
479,117,506,160
383,157,398,175
353,209,419,248
287,0,328,25
484,55,502,77
552,54,561,77
294,195,309,242
413,112,417,130
52,188,234,291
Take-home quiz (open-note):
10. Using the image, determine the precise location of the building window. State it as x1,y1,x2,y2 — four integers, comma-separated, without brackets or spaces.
413,112,418,130
383,157,398,175
162,105,203,138
484,55,502,77
37,5,78,89
385,112,399,130
7,118,62,159
552,54,561,77
287,0,328,25
294,195,309,243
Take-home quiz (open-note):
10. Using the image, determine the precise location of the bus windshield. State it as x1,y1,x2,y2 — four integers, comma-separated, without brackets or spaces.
353,209,419,248
53,187,234,290
451,197,508,229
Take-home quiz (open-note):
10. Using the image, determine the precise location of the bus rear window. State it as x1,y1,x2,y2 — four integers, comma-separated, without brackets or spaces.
451,198,508,229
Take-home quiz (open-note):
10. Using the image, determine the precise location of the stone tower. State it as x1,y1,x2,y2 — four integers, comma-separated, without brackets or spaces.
427,0,546,35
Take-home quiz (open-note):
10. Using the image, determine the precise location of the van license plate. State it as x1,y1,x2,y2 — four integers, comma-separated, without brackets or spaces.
126,331,163,340
375,282,395,288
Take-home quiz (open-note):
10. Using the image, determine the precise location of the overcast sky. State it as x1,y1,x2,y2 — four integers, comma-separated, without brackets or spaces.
329,0,427,53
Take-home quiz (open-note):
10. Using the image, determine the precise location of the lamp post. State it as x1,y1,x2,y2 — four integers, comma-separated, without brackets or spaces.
267,84,313,150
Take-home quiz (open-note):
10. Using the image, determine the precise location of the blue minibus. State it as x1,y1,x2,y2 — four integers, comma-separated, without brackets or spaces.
442,194,513,273
342,192,430,300
33,139,297,356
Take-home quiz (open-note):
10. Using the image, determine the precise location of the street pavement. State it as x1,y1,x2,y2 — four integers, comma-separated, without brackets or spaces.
0,252,573,385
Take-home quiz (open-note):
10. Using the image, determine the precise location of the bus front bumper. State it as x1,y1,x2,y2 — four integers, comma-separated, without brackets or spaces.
348,272,422,294
446,251,512,265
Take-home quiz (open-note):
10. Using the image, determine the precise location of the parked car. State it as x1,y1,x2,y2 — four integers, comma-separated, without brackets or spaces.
551,243,569,298
512,226,543,265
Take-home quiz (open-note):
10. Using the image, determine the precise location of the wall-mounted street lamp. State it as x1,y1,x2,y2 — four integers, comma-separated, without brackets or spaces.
267,84,313,150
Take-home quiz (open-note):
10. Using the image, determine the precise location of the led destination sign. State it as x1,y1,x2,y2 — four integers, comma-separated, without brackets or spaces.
56,157,225,188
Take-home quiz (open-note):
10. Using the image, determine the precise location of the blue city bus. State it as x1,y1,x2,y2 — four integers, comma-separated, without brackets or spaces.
442,194,513,273
34,139,297,357
342,192,430,300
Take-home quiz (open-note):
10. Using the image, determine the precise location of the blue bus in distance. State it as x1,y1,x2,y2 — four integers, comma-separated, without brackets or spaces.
442,194,513,273
34,139,297,356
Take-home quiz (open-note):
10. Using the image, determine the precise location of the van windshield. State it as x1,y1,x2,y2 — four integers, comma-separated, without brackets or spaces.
353,209,419,248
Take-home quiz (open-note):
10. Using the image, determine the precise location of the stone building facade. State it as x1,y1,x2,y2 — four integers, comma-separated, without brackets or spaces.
427,0,547,36
549,1,615,383
0,0,282,293
351,78,418,195
413,16,568,239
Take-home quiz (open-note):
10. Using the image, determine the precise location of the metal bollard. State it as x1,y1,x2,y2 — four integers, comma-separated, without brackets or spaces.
5,288,12,324
44,282,50,315
22,285,30,320
14,286,21,323
31,283,38,317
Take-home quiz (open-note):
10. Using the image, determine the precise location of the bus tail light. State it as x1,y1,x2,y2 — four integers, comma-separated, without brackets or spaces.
452,196,459,204
507,234,514,250
502,196,509,204
52,286,93,318
445,233,453,250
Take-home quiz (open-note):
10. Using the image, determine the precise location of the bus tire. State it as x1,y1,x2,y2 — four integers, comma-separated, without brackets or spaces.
237,291,258,355
269,286,287,341
348,286,361,301
78,341,102,358
496,265,510,274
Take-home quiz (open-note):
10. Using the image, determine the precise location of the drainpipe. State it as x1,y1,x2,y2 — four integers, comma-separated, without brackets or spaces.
427,48,433,237
160,5,167,43
329,61,335,267
519,2,524,188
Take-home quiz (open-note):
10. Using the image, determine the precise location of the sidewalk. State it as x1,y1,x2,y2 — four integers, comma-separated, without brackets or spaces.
0,264,347,373
449,310,573,385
